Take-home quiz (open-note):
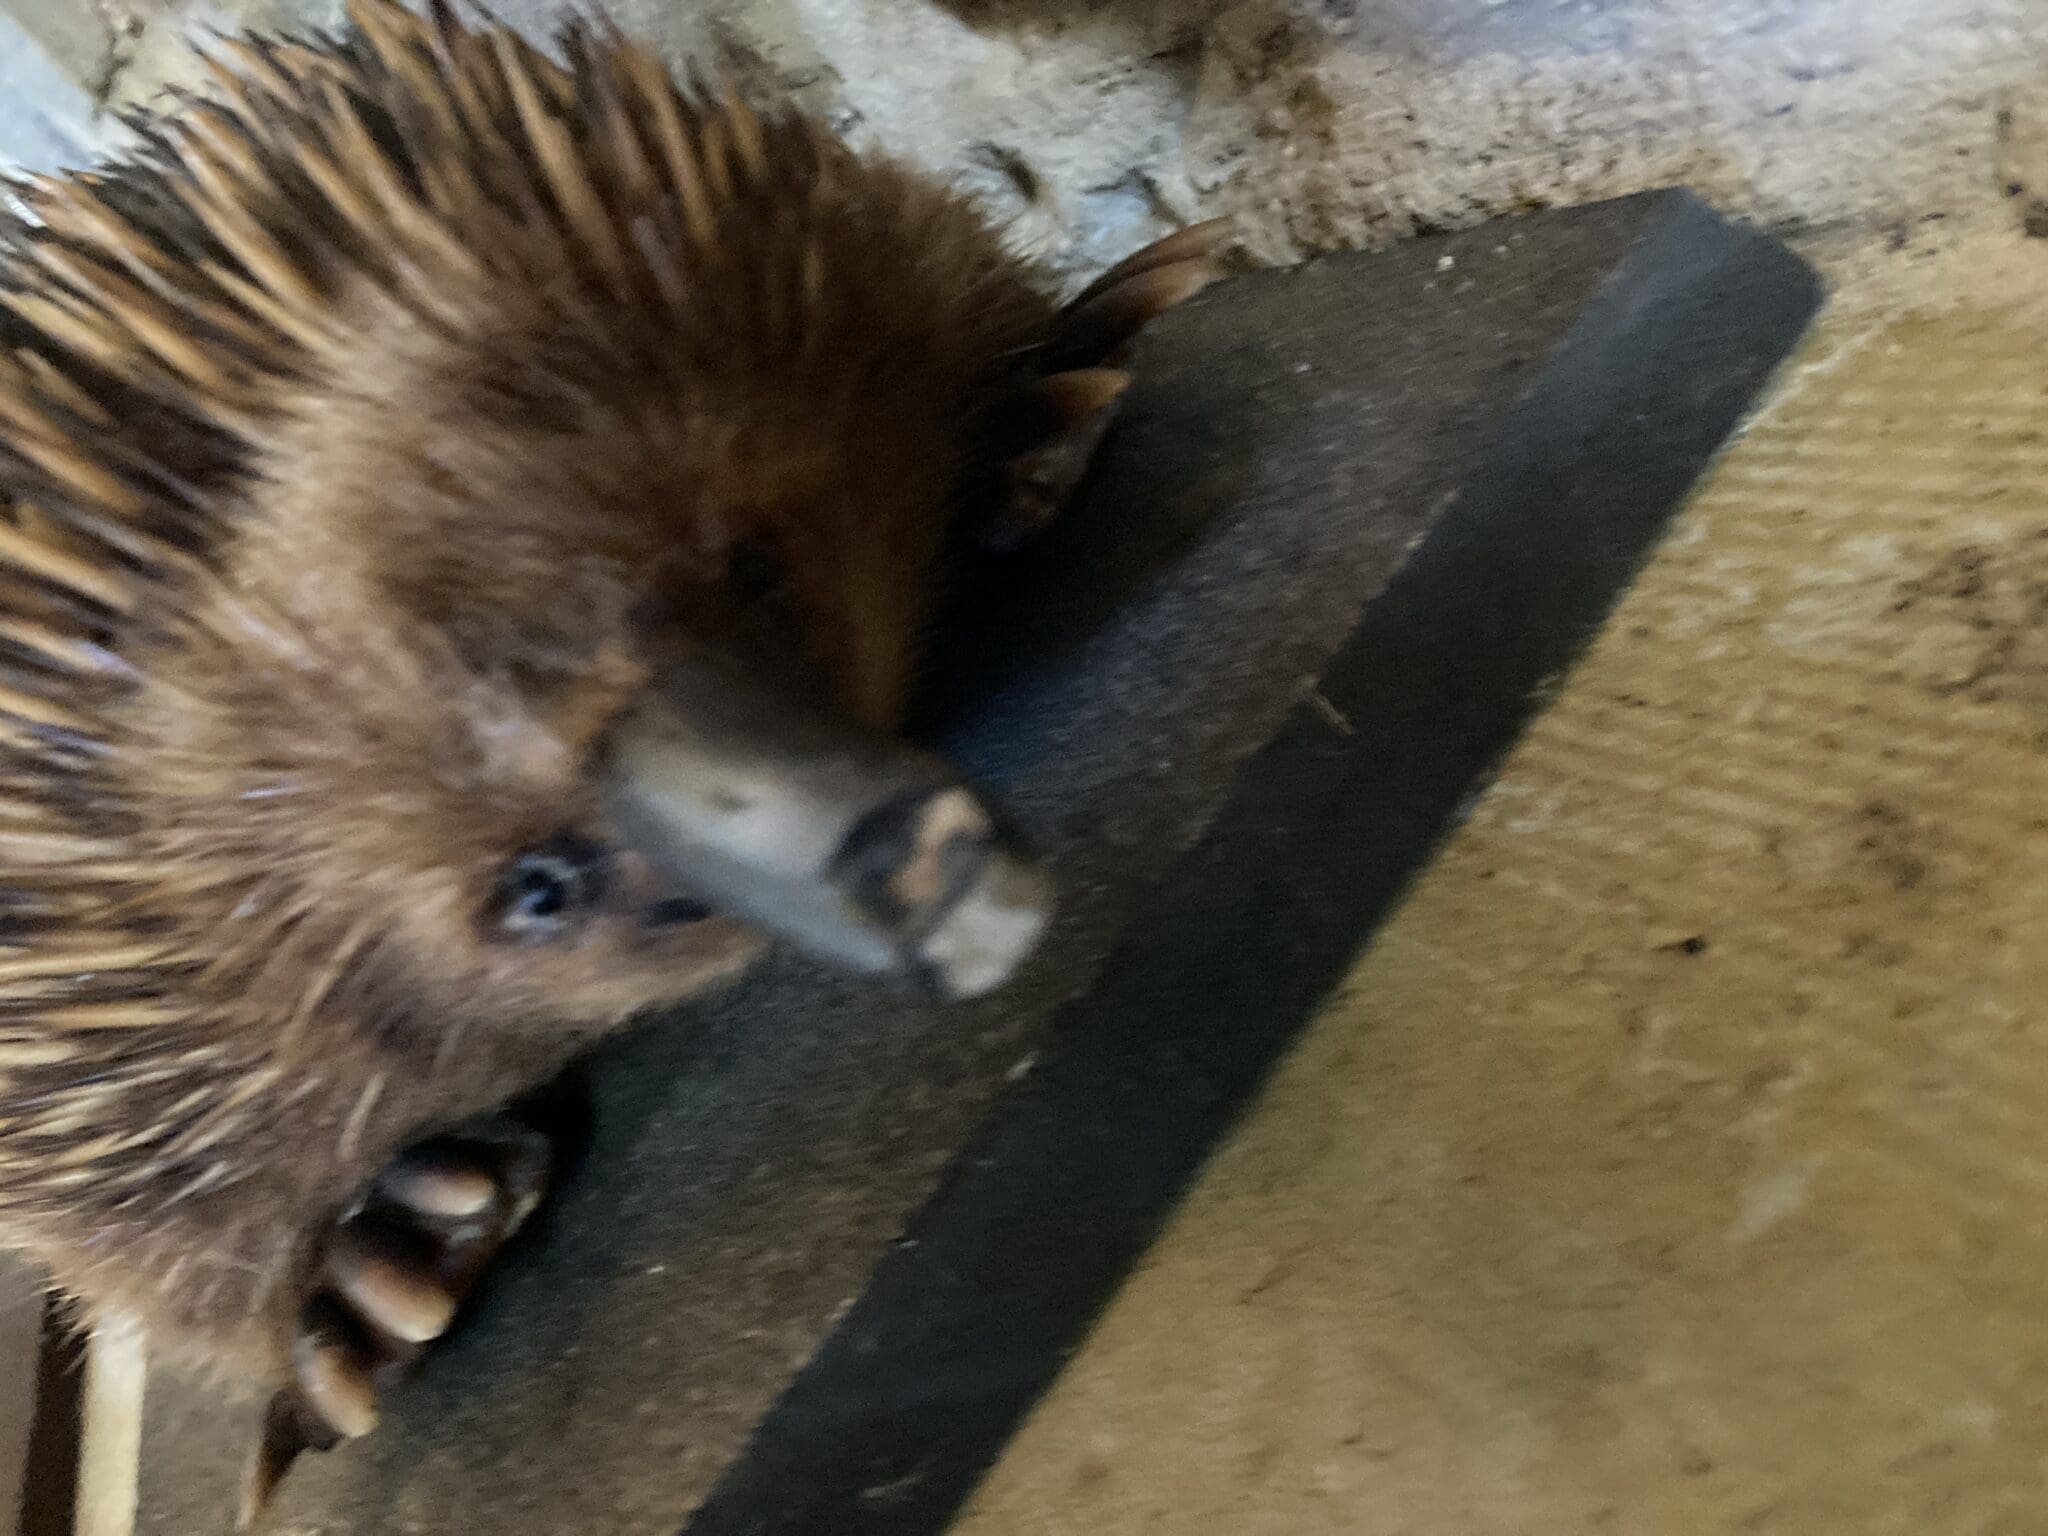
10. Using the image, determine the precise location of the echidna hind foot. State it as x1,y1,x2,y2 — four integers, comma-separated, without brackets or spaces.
243,1112,554,1526
970,220,1228,553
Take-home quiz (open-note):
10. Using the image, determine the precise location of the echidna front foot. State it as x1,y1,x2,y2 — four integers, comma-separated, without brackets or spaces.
976,219,1230,553
241,1116,554,1526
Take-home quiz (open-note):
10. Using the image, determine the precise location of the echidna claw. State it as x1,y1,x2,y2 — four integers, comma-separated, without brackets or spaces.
241,1389,337,1531
1067,216,1232,311
973,219,1229,554
1048,254,1222,373
238,1117,554,1527
982,368,1131,553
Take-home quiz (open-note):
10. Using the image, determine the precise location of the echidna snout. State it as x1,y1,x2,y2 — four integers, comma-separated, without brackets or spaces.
604,651,1053,998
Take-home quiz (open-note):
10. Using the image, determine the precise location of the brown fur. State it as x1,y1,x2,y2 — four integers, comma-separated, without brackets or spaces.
0,0,1060,1379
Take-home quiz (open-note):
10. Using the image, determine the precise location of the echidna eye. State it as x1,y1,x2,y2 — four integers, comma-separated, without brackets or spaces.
492,838,603,943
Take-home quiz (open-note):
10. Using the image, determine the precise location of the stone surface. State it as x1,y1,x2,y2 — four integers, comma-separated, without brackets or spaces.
2,0,2036,283
0,12,106,177
1996,94,2048,237
0,0,111,105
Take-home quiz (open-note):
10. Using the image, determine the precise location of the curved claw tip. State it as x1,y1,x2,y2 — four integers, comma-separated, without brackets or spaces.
240,1388,333,1530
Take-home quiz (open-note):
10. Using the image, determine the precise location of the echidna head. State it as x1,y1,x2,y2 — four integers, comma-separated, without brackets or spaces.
1,2,1058,1053
171,273,1053,1035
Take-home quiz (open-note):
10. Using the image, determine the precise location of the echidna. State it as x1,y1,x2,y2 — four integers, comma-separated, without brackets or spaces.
0,0,1220,1519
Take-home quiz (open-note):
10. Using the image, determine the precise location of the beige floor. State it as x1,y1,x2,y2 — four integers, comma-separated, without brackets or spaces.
958,252,2048,1535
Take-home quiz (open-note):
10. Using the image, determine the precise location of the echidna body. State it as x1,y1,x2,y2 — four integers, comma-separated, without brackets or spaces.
0,0,1216,1490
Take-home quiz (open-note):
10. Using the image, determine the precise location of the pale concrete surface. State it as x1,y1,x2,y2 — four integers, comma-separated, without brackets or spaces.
957,252,2048,1534
0,13,104,177
3,0,2037,279
0,0,113,105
